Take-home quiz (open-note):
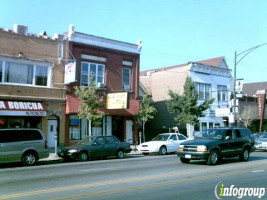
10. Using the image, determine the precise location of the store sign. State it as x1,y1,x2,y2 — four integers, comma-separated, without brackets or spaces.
257,90,266,119
106,92,128,109
0,101,46,116
64,61,76,84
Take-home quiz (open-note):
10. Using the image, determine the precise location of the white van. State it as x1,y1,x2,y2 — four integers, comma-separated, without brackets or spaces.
0,128,49,166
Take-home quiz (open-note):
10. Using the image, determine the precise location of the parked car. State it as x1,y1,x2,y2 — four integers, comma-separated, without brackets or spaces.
253,132,264,139
177,127,255,165
255,132,267,151
58,135,131,161
0,128,49,166
138,133,188,155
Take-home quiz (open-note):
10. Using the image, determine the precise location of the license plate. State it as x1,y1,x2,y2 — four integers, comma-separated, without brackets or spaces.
185,154,191,159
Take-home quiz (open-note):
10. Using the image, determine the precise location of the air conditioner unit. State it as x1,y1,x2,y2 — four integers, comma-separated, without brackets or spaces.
123,85,130,90
97,83,106,88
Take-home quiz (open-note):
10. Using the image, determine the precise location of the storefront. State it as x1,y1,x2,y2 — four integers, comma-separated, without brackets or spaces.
0,100,46,128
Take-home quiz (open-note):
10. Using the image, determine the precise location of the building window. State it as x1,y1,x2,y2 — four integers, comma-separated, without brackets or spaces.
81,62,105,86
217,85,227,101
0,59,51,87
122,68,131,90
195,82,211,100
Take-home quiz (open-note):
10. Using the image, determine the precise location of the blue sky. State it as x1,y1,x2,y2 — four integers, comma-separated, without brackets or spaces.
1,0,267,83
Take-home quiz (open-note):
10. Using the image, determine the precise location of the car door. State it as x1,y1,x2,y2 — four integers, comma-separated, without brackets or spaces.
167,134,179,152
104,136,118,157
90,136,106,158
220,129,236,157
233,129,244,155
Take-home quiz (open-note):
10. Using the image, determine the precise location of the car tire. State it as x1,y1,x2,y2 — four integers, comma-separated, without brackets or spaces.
22,152,37,166
207,150,219,165
116,149,124,159
180,157,190,164
159,146,167,155
239,148,250,161
79,151,88,161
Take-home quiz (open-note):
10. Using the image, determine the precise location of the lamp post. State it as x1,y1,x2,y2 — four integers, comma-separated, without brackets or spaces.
232,42,267,126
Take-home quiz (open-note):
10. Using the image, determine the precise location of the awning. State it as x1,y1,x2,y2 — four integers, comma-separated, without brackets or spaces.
0,100,46,116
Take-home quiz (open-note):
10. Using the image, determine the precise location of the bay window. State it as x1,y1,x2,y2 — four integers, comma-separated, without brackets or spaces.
217,85,227,101
195,82,211,100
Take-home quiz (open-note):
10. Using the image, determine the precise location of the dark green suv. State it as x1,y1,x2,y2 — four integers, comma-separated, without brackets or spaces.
177,127,255,165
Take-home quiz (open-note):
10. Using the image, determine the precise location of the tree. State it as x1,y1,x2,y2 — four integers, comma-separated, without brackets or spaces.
74,74,105,136
137,93,157,142
166,77,214,136
237,106,253,127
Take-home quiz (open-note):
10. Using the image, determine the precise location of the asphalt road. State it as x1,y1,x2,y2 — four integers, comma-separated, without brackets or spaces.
0,151,267,200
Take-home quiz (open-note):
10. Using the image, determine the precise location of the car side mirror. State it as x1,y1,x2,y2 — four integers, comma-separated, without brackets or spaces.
169,139,174,142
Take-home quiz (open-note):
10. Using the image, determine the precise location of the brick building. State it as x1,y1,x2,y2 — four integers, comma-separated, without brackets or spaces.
0,24,67,147
65,25,140,145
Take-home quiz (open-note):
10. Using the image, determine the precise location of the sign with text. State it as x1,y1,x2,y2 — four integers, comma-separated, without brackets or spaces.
0,101,46,116
106,92,128,109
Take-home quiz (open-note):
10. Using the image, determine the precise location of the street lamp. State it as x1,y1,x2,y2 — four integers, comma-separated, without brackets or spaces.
232,42,267,126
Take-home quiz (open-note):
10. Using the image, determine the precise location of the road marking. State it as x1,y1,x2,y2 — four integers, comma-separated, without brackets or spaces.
1,159,267,200
252,169,265,173
81,168,112,172
51,166,267,200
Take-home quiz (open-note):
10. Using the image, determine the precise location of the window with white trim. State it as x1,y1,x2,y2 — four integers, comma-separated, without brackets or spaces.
122,68,131,90
0,59,51,87
217,85,227,101
81,62,105,86
195,82,211,100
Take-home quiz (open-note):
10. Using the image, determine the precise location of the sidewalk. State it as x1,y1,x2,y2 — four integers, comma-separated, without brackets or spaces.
40,145,142,162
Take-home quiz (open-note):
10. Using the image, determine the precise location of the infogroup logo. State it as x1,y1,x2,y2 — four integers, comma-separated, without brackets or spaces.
214,181,267,199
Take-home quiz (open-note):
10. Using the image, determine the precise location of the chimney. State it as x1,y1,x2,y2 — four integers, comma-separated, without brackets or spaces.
13,24,28,35
68,24,75,39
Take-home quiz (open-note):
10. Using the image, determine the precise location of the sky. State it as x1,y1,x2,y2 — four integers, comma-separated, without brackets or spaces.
1,0,267,83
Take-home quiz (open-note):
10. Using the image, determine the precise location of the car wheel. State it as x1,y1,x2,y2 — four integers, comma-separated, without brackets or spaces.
22,152,37,166
159,146,167,155
207,150,219,165
180,157,190,164
79,151,88,161
240,148,250,161
116,149,124,159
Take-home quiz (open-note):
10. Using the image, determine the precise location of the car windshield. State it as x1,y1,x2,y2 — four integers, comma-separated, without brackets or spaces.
152,134,170,141
78,136,95,145
259,133,267,139
197,129,225,139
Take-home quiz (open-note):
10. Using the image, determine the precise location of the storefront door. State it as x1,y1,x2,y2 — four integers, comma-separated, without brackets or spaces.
126,120,133,144
47,120,58,147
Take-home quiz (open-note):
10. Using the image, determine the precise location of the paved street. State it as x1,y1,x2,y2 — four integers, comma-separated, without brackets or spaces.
0,151,267,200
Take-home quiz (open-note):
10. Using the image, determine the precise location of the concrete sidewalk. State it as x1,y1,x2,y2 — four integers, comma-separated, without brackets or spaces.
40,145,142,162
